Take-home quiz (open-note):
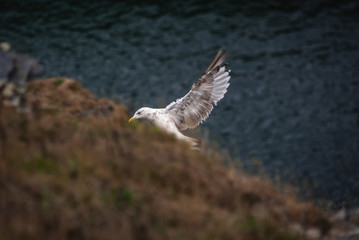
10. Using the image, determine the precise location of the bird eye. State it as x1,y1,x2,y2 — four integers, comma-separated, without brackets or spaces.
138,111,142,115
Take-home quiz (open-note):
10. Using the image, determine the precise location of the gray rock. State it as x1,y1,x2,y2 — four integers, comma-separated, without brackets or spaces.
331,208,359,239
0,43,43,110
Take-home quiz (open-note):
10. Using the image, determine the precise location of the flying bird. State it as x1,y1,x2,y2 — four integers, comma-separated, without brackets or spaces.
129,49,231,147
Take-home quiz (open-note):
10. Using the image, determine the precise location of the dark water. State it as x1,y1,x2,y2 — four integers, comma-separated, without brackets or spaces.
1,0,359,208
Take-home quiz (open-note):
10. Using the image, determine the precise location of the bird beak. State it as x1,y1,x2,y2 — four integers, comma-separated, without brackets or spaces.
128,117,135,123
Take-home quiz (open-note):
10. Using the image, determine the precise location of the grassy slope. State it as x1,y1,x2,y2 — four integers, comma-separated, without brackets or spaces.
0,78,332,240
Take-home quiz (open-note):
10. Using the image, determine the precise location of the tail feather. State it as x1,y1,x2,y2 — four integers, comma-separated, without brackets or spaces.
179,134,202,150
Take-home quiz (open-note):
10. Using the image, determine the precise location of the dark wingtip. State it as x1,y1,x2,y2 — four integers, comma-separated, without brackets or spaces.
205,48,229,73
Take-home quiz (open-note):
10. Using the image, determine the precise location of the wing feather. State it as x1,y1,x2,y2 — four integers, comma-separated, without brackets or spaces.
165,49,231,130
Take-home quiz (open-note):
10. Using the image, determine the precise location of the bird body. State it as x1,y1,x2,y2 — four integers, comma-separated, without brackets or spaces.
129,49,231,147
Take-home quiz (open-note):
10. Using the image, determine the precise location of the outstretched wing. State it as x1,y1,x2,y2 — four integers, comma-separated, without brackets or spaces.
165,49,231,131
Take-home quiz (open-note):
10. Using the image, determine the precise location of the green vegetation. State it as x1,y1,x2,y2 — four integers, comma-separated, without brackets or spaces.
23,155,56,173
0,78,332,240
53,78,64,87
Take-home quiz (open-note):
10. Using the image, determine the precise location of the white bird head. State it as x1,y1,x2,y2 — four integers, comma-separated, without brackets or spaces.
128,107,152,122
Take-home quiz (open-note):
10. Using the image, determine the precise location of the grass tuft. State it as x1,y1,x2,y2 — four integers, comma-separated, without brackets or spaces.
23,156,55,174
53,78,64,87
68,82,80,91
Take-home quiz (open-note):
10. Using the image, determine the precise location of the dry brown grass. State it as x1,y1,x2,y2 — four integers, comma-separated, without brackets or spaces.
0,78,332,240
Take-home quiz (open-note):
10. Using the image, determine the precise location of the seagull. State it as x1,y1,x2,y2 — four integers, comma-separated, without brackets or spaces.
129,49,231,147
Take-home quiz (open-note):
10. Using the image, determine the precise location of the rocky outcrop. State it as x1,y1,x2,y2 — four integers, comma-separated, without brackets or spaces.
0,42,43,109
331,208,359,239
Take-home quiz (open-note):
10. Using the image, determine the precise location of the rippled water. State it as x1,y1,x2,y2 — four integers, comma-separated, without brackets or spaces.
1,0,359,207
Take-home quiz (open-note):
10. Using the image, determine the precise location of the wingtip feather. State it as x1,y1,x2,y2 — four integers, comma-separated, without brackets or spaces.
205,48,229,73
